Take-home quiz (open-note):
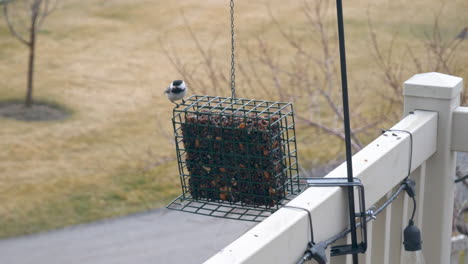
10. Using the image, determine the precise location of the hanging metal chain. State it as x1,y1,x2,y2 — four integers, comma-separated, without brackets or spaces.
230,0,236,99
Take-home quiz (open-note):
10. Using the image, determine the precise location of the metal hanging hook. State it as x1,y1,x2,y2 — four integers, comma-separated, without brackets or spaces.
230,0,236,99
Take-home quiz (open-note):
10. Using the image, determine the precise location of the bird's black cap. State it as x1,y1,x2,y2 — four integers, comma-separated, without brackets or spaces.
172,80,183,86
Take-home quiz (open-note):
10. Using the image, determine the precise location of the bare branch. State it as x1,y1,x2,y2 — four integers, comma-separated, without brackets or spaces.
243,42,275,98
267,3,323,67
367,11,405,105
3,4,30,46
181,13,222,94
38,0,58,28
159,38,203,94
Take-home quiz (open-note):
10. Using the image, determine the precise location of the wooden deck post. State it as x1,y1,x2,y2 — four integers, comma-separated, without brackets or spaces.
403,72,463,263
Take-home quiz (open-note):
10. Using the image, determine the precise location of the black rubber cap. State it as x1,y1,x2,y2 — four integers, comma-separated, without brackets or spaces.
403,220,422,251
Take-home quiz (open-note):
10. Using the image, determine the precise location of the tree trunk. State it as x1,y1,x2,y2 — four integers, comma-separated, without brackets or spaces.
25,10,37,108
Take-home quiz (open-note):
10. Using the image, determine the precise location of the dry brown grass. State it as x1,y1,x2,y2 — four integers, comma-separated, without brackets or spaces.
0,0,467,237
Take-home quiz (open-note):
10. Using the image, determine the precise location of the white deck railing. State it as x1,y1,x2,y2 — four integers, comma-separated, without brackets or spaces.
205,72,468,264
451,235,468,264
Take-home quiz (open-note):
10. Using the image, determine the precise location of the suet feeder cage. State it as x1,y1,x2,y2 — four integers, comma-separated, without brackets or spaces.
167,95,302,221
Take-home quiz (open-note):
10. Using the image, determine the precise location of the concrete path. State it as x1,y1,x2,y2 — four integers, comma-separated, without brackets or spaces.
0,208,255,264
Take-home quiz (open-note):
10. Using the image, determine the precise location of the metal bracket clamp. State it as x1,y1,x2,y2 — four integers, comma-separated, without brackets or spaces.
305,177,368,257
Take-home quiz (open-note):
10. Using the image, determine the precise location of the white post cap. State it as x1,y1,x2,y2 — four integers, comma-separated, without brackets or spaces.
404,72,463,99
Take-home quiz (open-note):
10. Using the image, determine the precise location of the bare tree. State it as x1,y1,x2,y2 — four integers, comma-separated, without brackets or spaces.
2,0,57,107
161,0,387,157
160,13,230,97
242,0,387,151
368,6,467,113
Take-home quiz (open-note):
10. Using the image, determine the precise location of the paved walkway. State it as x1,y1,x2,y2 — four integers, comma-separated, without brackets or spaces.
1,153,467,264
0,208,255,264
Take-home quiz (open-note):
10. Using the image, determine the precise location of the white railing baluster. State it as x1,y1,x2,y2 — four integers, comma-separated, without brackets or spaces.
389,193,404,264
415,162,426,230
451,235,468,264
383,193,393,264
451,107,468,152
326,246,332,264
399,188,410,263
331,238,347,264
346,235,352,264
414,161,427,263
331,236,353,264
400,166,425,263
370,197,387,263
364,221,373,263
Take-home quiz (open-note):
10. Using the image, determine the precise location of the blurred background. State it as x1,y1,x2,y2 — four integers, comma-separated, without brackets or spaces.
0,0,467,238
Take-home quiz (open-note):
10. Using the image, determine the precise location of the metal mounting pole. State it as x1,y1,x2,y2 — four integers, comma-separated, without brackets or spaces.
335,0,359,263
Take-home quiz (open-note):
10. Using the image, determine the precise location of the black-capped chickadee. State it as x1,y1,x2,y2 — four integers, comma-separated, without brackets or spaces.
164,80,187,107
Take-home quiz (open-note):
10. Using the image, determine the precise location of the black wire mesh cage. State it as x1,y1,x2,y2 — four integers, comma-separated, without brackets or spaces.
167,95,302,221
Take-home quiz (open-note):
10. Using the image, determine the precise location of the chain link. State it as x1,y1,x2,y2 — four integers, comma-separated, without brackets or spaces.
230,0,236,99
